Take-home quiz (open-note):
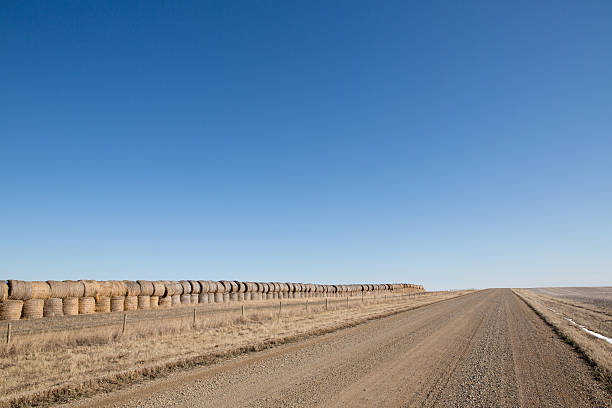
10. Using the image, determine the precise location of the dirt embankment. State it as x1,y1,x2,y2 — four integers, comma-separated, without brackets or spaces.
68,289,610,408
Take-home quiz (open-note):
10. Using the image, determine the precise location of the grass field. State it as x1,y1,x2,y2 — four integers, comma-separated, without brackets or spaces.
0,290,471,407
513,287,612,392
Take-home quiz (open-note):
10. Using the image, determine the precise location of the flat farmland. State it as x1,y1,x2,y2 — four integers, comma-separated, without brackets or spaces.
528,287,612,309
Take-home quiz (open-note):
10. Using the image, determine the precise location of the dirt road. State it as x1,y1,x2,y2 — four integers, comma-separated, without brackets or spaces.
70,289,611,408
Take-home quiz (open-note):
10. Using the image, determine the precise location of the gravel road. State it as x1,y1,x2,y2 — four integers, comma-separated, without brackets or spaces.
71,289,611,407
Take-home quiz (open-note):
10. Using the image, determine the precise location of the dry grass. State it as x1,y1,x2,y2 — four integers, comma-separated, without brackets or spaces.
0,291,472,407
513,288,612,392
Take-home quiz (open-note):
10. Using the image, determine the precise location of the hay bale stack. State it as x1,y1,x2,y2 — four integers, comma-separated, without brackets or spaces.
137,280,154,296
191,294,199,304
80,280,99,297
152,281,166,297
0,300,23,320
171,294,181,307
180,294,191,305
79,297,95,314
0,281,7,302
158,296,171,309
199,292,209,304
124,281,141,297
125,296,138,311
22,298,44,319
63,297,79,315
137,295,150,310
97,281,114,297
8,280,32,300
110,296,125,312
43,298,63,317
150,296,159,309
95,296,111,313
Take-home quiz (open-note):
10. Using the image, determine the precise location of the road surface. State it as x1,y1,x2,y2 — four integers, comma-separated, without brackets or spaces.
72,289,611,407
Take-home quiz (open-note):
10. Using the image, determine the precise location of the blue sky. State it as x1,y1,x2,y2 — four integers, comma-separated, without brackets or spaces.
1,1,611,290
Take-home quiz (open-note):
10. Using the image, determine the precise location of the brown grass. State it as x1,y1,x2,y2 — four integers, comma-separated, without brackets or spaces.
0,291,472,407
513,288,612,392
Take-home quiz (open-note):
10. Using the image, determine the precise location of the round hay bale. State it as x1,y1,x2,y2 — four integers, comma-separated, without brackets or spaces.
223,293,230,302
22,298,44,319
125,296,138,311
198,292,209,303
214,292,223,302
238,293,245,301
150,296,159,309
123,281,141,296
63,297,79,315
8,280,32,300
30,281,51,299
0,300,23,320
110,296,125,312
138,295,151,310
180,294,191,305
79,297,95,314
0,281,7,302
230,293,238,301
137,280,154,296
171,294,181,307
152,281,165,297
48,281,69,298
198,280,209,293
44,298,63,317
65,281,85,297
189,280,201,294
111,281,127,297
80,280,99,297
180,280,192,295
219,281,231,293
191,294,199,304
159,296,171,309
168,281,183,296
95,296,111,313
97,281,114,297
208,293,215,303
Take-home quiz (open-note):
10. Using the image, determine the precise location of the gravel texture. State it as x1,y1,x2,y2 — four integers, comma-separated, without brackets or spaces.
67,289,611,407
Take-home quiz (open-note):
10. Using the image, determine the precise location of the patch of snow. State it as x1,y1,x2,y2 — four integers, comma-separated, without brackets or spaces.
563,317,612,345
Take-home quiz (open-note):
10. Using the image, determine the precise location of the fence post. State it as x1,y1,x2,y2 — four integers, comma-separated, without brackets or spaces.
362,292,364,303
241,304,245,317
122,313,127,335
346,296,349,307
326,298,328,311
193,308,197,326
306,299,308,312
6,322,11,345
279,301,282,318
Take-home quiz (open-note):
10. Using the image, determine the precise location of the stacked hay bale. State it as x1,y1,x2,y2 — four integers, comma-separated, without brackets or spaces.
236,281,247,301
0,299,23,320
137,280,153,310
43,297,63,317
151,281,165,308
180,280,192,305
0,281,7,303
198,281,215,303
124,281,140,311
95,281,113,313
189,280,200,304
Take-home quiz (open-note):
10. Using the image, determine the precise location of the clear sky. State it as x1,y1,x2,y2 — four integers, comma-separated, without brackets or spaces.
1,1,611,290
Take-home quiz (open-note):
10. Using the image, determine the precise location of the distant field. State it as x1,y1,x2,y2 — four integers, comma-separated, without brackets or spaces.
528,287,612,309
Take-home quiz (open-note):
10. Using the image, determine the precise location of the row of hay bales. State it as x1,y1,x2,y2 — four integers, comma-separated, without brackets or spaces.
0,280,424,320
